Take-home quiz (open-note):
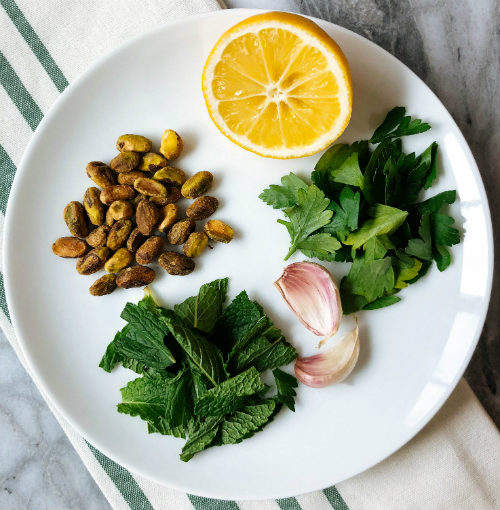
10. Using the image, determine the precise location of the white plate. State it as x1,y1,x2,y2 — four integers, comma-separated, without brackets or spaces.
4,8,493,500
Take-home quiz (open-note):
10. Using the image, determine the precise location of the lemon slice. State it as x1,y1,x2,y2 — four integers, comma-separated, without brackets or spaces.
202,12,352,159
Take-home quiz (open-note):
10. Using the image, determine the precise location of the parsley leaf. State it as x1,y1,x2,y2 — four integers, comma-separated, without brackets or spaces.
415,190,456,215
312,141,369,196
278,184,334,260
431,213,460,247
345,204,408,249
405,214,433,260
363,295,401,310
341,255,395,303
273,368,298,412
370,106,431,143
259,173,308,209
296,232,342,260
322,186,360,241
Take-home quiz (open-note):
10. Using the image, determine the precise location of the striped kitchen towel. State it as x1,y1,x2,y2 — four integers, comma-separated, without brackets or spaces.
1,1,500,509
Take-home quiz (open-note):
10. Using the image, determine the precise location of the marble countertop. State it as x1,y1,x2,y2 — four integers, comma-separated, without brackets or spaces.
1,0,498,508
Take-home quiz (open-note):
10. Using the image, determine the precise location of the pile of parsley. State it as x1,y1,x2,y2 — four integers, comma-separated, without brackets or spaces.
260,107,461,313
99,278,298,461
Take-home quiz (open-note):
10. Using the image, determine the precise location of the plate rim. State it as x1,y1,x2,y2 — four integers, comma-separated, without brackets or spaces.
3,7,494,500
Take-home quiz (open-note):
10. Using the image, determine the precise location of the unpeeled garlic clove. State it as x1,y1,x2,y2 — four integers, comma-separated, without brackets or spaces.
294,325,359,388
274,261,342,338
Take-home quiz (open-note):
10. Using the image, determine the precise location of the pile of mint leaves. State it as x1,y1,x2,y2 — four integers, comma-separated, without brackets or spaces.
99,278,298,461
260,107,461,313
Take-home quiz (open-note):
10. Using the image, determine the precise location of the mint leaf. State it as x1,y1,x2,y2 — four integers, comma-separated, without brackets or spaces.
279,185,333,260
221,400,277,444
370,107,431,143
194,367,267,417
252,339,297,372
296,232,341,259
119,296,176,368
363,295,401,310
212,291,266,355
345,204,408,249
174,278,228,333
160,310,224,385
117,370,192,433
341,256,395,303
322,186,360,241
416,190,456,215
180,416,222,462
147,419,185,438
405,214,433,260
273,368,297,411
259,173,309,209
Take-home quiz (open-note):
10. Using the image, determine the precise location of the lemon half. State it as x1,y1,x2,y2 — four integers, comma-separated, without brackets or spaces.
202,12,352,159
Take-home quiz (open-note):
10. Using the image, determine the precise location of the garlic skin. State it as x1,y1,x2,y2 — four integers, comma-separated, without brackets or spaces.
294,325,359,388
274,262,342,338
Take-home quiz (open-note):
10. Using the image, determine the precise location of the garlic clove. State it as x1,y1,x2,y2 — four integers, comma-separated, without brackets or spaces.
294,325,359,388
275,261,342,338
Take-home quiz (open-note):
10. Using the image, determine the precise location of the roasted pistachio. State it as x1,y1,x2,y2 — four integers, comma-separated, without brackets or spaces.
100,185,135,205
147,187,181,206
139,152,168,172
136,200,159,235
76,247,109,275
104,247,133,273
159,129,183,160
204,219,234,243
158,204,178,232
181,171,213,199
52,237,88,258
183,232,208,258
133,177,167,199
86,161,116,188
186,196,218,221
159,251,195,276
152,166,186,187
116,266,155,288
118,170,144,186
89,274,117,296
126,227,146,252
86,225,110,248
105,208,115,227
167,219,195,245
64,201,89,238
83,187,105,226
108,200,134,221
107,219,133,250
116,134,152,153
110,151,141,173
136,236,164,265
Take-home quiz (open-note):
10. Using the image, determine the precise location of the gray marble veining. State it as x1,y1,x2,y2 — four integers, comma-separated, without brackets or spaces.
1,0,498,508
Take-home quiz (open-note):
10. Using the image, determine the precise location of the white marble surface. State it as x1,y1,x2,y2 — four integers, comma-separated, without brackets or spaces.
1,0,498,508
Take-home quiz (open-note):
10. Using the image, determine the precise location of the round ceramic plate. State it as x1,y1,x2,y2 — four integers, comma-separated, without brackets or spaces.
4,8,493,500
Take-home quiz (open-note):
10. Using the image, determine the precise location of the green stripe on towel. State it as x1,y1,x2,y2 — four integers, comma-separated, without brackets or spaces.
0,144,16,214
188,495,239,510
277,496,302,510
323,486,350,510
0,51,43,130
0,0,68,92
86,442,155,510
0,273,11,322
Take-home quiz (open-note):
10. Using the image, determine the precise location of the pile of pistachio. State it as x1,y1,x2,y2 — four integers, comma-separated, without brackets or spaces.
52,130,233,296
